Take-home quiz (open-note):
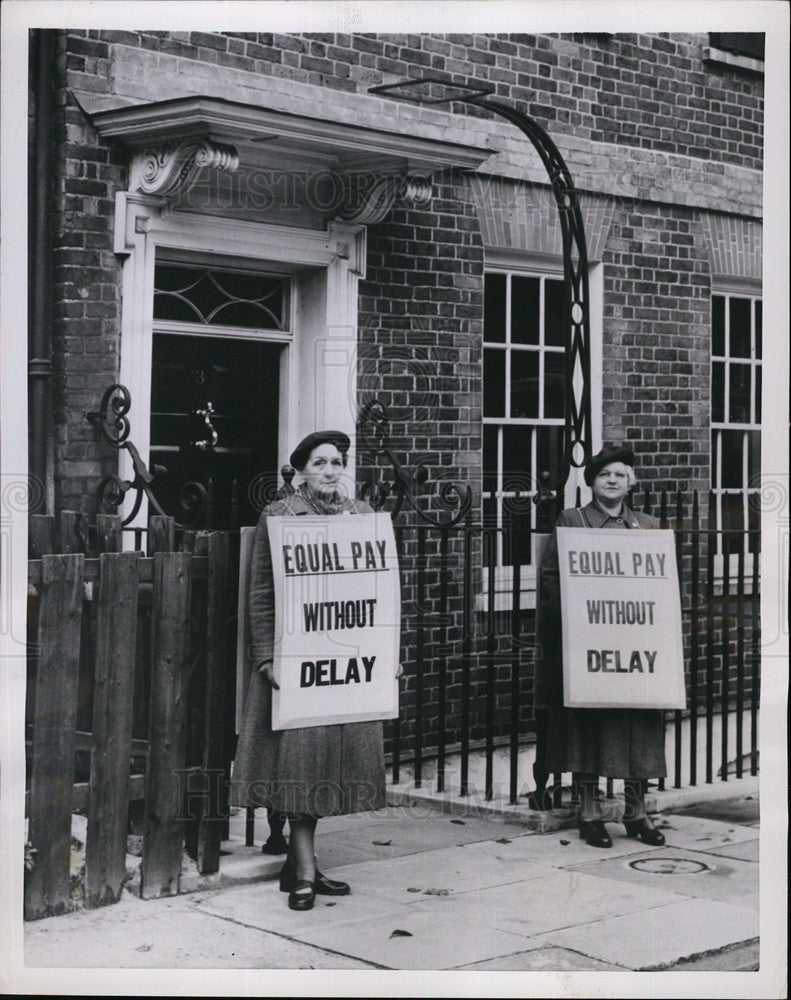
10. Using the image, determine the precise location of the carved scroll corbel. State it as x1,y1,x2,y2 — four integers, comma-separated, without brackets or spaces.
129,138,239,199
337,172,433,225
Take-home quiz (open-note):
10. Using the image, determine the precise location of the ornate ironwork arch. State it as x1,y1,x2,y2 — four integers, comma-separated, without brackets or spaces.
369,79,593,491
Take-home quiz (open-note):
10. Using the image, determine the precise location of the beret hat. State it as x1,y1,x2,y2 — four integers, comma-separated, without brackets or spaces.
584,444,635,487
289,430,350,471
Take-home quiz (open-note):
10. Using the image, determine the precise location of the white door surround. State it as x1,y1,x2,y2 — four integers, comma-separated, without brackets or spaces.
113,189,366,526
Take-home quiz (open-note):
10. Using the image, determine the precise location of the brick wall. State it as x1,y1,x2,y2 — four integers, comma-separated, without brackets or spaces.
87,30,764,168
601,202,713,497
51,33,124,513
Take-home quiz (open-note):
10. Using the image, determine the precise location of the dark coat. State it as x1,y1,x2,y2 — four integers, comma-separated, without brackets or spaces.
534,500,667,779
231,489,387,817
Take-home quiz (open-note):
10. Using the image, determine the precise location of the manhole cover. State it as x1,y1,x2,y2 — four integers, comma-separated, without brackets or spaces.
629,857,709,875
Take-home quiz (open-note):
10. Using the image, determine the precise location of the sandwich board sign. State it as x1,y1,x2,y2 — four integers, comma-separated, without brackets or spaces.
557,527,686,710
267,512,400,730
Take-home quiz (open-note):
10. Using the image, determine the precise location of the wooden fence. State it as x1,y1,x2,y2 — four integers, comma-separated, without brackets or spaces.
25,511,234,919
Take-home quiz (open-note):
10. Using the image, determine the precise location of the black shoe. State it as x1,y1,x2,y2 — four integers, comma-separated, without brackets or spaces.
579,819,613,848
287,879,315,911
624,817,666,846
261,833,289,855
280,860,350,896
526,789,549,811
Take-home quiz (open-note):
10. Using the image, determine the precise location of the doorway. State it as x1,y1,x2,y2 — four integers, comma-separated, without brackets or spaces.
149,332,281,528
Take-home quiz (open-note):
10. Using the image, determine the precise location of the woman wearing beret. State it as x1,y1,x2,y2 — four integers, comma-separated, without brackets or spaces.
535,444,667,849
233,430,394,909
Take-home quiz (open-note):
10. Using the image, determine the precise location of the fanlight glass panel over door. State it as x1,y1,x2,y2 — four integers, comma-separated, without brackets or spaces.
150,332,281,528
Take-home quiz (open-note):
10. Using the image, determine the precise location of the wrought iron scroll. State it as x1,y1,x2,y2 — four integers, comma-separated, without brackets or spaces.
368,79,593,493
469,95,592,485
356,400,472,527
87,383,206,527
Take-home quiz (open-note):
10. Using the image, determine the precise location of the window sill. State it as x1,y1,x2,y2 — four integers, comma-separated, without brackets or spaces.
712,552,759,596
703,46,764,75
475,588,537,612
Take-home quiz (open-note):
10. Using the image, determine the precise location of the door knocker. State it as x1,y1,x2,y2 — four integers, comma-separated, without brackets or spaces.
191,401,218,451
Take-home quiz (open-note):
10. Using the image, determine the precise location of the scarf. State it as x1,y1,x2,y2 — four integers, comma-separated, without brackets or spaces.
297,481,350,516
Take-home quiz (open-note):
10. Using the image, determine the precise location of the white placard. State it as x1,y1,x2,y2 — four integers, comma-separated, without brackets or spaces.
557,527,686,710
267,512,400,730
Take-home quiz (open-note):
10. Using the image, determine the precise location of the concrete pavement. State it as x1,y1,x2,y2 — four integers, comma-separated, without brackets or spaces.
24,790,760,972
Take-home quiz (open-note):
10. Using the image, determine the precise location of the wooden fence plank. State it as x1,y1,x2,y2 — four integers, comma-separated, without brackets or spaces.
182,531,207,864
59,510,85,554
197,532,230,875
24,554,84,920
140,551,192,899
96,514,123,554
28,515,56,559
85,552,140,907
25,774,146,816
29,555,209,589
148,515,176,555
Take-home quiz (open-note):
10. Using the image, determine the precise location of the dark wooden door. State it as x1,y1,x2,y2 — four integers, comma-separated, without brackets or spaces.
150,332,281,528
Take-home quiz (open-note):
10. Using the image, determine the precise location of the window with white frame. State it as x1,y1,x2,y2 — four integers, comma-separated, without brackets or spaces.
711,291,762,555
483,269,566,574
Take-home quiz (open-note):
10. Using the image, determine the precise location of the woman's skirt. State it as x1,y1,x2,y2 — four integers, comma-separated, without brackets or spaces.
542,707,667,779
231,668,386,817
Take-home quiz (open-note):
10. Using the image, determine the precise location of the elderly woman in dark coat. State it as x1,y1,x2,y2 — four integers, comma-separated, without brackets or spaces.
535,444,667,849
233,430,394,909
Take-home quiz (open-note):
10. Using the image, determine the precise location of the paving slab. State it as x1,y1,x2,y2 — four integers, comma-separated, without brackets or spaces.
456,945,624,971
668,793,760,826
294,906,533,970
533,897,759,970
24,892,375,969
565,845,758,906
650,813,759,852
404,868,686,939
321,842,557,904
478,827,658,868
192,878,410,936
688,838,760,863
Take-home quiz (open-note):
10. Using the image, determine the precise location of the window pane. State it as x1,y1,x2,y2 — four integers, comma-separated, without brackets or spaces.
483,348,505,417
729,297,751,357
510,350,539,418
544,279,566,347
709,32,765,60
482,496,498,529
154,264,287,329
754,366,761,423
484,273,506,343
502,425,532,498
748,492,760,553
728,363,751,423
536,425,562,487
712,361,725,422
483,424,498,495
747,429,761,484
721,494,744,557
544,352,565,418
720,429,745,488
502,511,533,566
712,295,725,357
511,276,539,345
755,300,762,358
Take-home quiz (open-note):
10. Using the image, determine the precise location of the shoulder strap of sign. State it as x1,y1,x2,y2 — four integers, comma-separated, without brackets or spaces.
577,507,589,528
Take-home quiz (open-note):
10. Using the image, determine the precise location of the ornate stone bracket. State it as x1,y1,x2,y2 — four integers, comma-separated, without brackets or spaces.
129,138,239,199
337,171,433,225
